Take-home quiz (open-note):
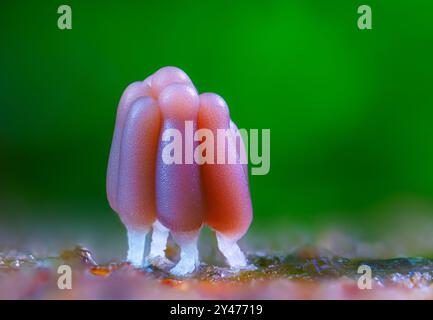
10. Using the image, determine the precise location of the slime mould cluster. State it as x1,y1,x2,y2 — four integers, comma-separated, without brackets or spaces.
106,66,253,276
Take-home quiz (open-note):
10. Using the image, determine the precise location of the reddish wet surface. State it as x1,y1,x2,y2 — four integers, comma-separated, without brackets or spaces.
1,245,433,299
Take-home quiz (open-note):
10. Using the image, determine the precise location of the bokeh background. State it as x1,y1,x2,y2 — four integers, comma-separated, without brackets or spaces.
1,1,433,257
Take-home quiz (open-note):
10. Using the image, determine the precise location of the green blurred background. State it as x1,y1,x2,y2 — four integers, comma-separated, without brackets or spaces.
1,1,433,246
